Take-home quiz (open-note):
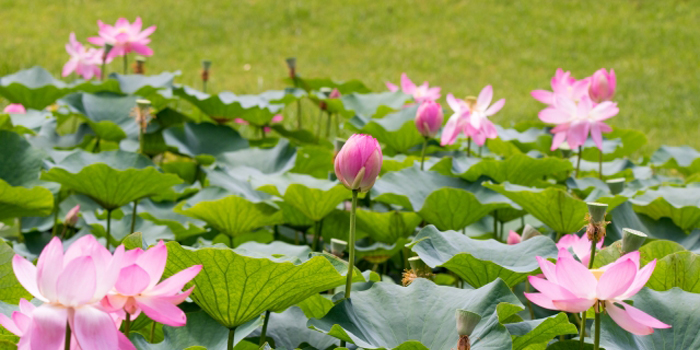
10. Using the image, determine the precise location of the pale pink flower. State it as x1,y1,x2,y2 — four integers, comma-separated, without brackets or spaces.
334,134,383,192
440,94,471,146
102,241,201,327
556,233,603,267
10,236,134,349
589,68,616,103
3,104,26,114
462,85,504,146
531,68,591,105
386,73,441,103
0,299,36,350
507,231,522,245
415,101,443,138
62,33,104,80
540,95,618,151
525,249,671,335
88,17,156,59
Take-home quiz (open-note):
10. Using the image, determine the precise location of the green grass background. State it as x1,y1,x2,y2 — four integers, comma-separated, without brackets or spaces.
1,0,698,152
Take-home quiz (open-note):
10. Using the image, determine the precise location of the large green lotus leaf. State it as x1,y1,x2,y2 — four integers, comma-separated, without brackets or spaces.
419,187,515,231
163,122,248,161
355,240,406,264
630,186,700,231
409,225,558,288
203,169,271,203
254,173,349,222
645,251,700,293
61,92,139,141
580,128,647,162
484,182,588,233
505,313,578,350
432,153,573,187
286,76,371,94
607,202,687,242
600,288,697,350
0,66,73,109
651,145,700,176
162,242,366,328
173,86,284,125
356,209,421,244
353,105,424,154
291,145,334,179
0,239,32,304
486,126,551,156
137,199,205,241
236,241,312,262
41,151,183,210
111,72,178,96
251,306,337,350
342,91,411,118
130,311,262,350
575,158,634,178
296,294,335,319
308,278,520,350
0,130,47,186
0,179,54,220
176,191,281,237
257,88,307,105
593,240,686,269
216,140,296,175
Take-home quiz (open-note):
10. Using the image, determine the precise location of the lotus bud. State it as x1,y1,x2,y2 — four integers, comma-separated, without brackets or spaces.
606,178,625,195
330,238,347,257
334,134,383,193
329,88,341,99
521,224,541,241
622,228,647,254
64,205,80,227
456,309,481,350
415,101,443,138
3,104,26,114
506,230,522,245
589,68,616,103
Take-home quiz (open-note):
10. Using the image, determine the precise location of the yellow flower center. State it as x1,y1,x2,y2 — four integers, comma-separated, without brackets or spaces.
590,268,605,281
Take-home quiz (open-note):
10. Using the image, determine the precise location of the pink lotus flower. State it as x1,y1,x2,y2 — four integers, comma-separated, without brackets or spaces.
589,68,616,103
334,134,383,192
64,205,81,227
62,33,104,80
10,235,134,349
540,95,618,151
531,68,591,106
507,230,522,245
88,17,156,59
3,104,26,114
329,88,341,99
0,299,36,349
386,73,441,103
556,233,603,267
525,249,671,335
415,101,443,138
463,85,504,146
102,241,201,327
440,94,471,146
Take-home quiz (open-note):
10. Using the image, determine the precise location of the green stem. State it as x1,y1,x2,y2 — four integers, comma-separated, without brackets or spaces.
92,138,101,153
575,146,583,178
467,137,472,157
228,328,235,350
588,232,598,269
149,321,157,342
420,137,428,170
525,280,535,320
312,220,322,251
598,148,603,180
203,80,207,93
296,100,302,130
259,310,271,347
130,200,139,234
594,308,601,350
326,111,331,137
106,209,112,249
60,225,68,240
493,211,499,242
340,340,346,347
123,54,128,74
344,190,359,299
52,197,60,236
101,57,107,81
579,311,588,349
316,109,323,141
64,322,71,350
124,312,131,337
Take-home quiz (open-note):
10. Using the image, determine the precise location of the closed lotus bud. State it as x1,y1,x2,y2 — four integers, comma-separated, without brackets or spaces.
589,68,616,103
329,88,341,99
3,104,26,114
507,230,522,245
334,134,383,193
415,101,443,138
621,228,647,254
64,205,80,227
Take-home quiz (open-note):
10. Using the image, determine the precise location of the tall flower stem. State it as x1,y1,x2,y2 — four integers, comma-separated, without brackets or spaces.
594,307,601,350
579,312,587,349
575,146,583,178
228,328,236,350
150,322,157,342
344,190,359,299
65,322,71,350
467,138,472,157
588,232,598,269
130,200,139,234
123,54,128,74
312,219,324,251
420,137,428,170
259,310,271,346
124,313,131,337
101,59,107,81
493,211,500,242
598,149,603,180
106,209,113,249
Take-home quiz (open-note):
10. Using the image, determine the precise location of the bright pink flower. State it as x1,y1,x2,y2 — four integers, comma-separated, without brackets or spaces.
415,101,443,138
589,68,616,103
507,231,522,245
11,236,133,349
386,73,441,103
540,95,618,151
334,134,382,192
462,85,504,146
531,68,591,105
329,88,341,99
102,241,201,327
3,104,26,114
64,205,81,227
525,249,671,335
556,233,603,267
62,33,104,80
440,94,471,146
88,17,156,59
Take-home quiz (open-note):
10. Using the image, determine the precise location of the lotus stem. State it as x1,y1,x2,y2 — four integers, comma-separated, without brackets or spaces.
203,80,207,93
493,211,499,242
149,322,157,342
326,112,331,137
16,218,23,243
312,219,324,251
594,307,601,350
130,200,139,234
344,190,359,299
52,198,59,236
65,322,71,350
588,235,598,269
106,209,112,249
420,137,428,170
467,137,472,158
316,109,323,141
124,313,131,337
576,146,583,178
259,310,271,347
525,280,535,320
123,54,128,74
579,312,588,350
598,149,603,180
296,100,302,130
228,328,235,350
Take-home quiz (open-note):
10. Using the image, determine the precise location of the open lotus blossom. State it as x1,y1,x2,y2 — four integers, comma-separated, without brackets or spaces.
10,235,134,349
440,94,471,146
556,233,603,267
507,230,522,245
463,85,505,146
540,95,619,151
415,100,444,138
89,17,156,59
589,68,616,103
62,33,105,80
525,248,671,335
102,241,202,327
3,104,26,114
386,73,441,103
531,68,591,106
335,134,383,192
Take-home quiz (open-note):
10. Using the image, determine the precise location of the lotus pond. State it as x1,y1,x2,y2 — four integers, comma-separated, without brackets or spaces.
1,17,699,350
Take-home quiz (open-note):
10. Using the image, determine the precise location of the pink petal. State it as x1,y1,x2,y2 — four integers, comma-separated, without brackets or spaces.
596,259,637,300
531,90,554,105
605,301,669,336
539,107,570,124
0,313,21,335
566,121,590,149
555,257,597,298
11,311,31,335
118,331,137,350
115,264,151,295
386,82,399,92
62,59,78,78
36,237,64,302
620,259,656,300
440,113,461,146
136,295,187,327
136,241,167,290
528,276,577,300
557,247,575,260
56,256,96,307
12,255,42,301
536,256,559,284
130,42,154,56
136,25,157,40
149,265,202,296
94,245,125,301
131,17,143,32
400,73,416,94
590,123,604,151
614,301,671,329
71,306,119,349
550,131,567,151
102,294,129,312
524,292,557,310
552,297,597,313
476,85,493,111
29,304,67,349
18,299,35,315
484,98,505,117
87,36,106,46
506,231,522,245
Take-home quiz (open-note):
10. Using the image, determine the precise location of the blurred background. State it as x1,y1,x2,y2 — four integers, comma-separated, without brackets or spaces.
1,0,698,151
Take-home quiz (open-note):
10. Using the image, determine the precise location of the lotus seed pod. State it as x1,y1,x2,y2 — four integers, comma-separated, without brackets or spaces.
521,224,541,241
606,178,625,195
587,202,608,224
455,309,481,336
622,228,647,254
408,256,430,275
330,238,347,256
285,57,296,70
136,99,152,110
201,60,212,71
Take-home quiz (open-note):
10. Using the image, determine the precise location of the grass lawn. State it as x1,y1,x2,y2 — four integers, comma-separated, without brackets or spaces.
1,0,698,152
